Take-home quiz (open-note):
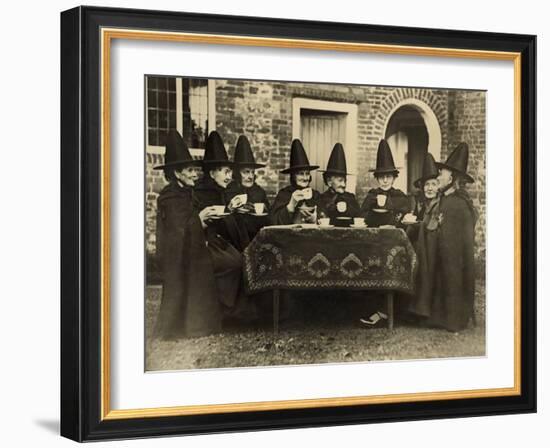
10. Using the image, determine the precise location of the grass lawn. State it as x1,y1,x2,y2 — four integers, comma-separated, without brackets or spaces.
145,284,486,371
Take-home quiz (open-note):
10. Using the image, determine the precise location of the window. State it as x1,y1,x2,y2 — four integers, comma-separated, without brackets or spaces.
147,76,177,147
146,76,211,149
182,78,209,149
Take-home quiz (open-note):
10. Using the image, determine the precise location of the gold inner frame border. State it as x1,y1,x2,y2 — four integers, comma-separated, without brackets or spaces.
99,27,522,420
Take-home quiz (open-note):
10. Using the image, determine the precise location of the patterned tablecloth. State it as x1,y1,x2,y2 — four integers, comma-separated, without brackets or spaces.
243,225,417,294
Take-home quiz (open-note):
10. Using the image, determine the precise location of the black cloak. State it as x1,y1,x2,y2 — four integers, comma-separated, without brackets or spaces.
155,182,222,338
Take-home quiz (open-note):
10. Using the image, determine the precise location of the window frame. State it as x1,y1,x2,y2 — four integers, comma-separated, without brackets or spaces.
146,77,215,157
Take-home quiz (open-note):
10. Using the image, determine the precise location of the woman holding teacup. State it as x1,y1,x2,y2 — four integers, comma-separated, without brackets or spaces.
225,135,271,242
359,139,409,228
318,143,361,227
193,131,255,321
403,152,440,243
153,130,222,339
193,131,250,252
271,139,324,225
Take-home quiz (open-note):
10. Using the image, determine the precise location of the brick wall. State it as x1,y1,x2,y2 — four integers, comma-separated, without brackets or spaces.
215,79,293,201
145,79,486,280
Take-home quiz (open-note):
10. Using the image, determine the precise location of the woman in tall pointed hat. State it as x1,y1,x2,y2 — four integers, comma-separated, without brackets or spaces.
425,142,477,332
192,130,254,321
319,143,360,225
153,130,222,339
271,139,324,225
359,139,409,228
436,142,475,185
404,152,443,321
193,130,249,250
409,152,441,223
225,135,271,242
358,139,410,328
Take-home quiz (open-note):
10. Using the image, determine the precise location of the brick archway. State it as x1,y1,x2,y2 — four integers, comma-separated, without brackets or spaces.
374,88,447,161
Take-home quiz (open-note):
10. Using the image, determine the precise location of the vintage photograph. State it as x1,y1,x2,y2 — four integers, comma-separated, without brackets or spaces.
144,76,486,371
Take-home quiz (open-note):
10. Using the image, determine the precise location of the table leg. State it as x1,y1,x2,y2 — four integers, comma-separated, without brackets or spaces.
273,289,280,335
386,292,394,330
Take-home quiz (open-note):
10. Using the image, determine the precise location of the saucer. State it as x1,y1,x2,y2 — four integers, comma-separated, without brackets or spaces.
250,212,268,217
372,208,389,213
350,224,368,229
300,224,318,229
318,224,334,228
210,212,230,219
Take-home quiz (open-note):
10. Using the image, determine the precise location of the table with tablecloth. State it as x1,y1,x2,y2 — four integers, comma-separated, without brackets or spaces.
243,225,418,332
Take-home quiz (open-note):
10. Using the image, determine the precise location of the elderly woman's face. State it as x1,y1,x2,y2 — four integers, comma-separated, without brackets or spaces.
210,166,233,189
423,178,439,199
174,165,201,187
293,170,312,188
327,175,346,194
240,167,255,188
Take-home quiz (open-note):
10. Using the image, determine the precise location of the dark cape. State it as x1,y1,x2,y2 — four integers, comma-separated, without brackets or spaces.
155,182,222,338
360,187,410,227
193,176,250,252
318,189,360,224
406,197,440,318
192,177,256,317
431,189,477,331
225,181,271,243
411,189,477,331
270,184,324,225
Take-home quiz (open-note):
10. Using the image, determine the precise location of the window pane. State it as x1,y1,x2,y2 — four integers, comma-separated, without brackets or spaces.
147,89,157,108
147,76,210,148
168,77,176,91
158,91,167,109
148,109,158,128
182,78,208,148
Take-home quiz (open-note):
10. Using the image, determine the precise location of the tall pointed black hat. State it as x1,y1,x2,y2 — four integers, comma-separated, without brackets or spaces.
233,135,265,168
369,139,400,175
202,131,233,166
414,153,439,188
153,130,200,170
436,142,474,183
280,139,319,174
321,143,351,176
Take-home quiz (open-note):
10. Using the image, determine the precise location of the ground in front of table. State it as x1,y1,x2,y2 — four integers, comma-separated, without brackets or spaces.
145,285,485,371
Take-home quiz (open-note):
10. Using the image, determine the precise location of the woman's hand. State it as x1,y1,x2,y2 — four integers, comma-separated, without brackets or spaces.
287,189,305,213
236,203,254,214
299,205,317,223
228,195,245,212
198,206,218,228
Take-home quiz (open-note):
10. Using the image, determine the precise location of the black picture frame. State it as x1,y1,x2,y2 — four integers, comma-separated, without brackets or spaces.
60,5,536,442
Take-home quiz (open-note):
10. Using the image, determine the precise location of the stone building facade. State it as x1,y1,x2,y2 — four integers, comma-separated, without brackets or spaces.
146,77,486,280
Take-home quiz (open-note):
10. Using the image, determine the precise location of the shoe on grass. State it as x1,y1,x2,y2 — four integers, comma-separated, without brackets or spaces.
359,311,388,326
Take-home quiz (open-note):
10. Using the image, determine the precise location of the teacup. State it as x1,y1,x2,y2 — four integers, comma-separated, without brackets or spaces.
212,205,226,215
318,217,330,227
376,194,387,207
302,188,313,200
353,217,366,227
254,202,265,214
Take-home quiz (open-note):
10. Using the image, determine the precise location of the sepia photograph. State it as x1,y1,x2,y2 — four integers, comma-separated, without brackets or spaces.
144,75,486,371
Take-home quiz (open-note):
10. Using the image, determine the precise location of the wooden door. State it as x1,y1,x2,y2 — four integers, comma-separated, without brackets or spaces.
387,131,408,193
300,111,347,192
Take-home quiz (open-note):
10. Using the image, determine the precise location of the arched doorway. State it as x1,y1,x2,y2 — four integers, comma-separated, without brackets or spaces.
383,99,442,193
